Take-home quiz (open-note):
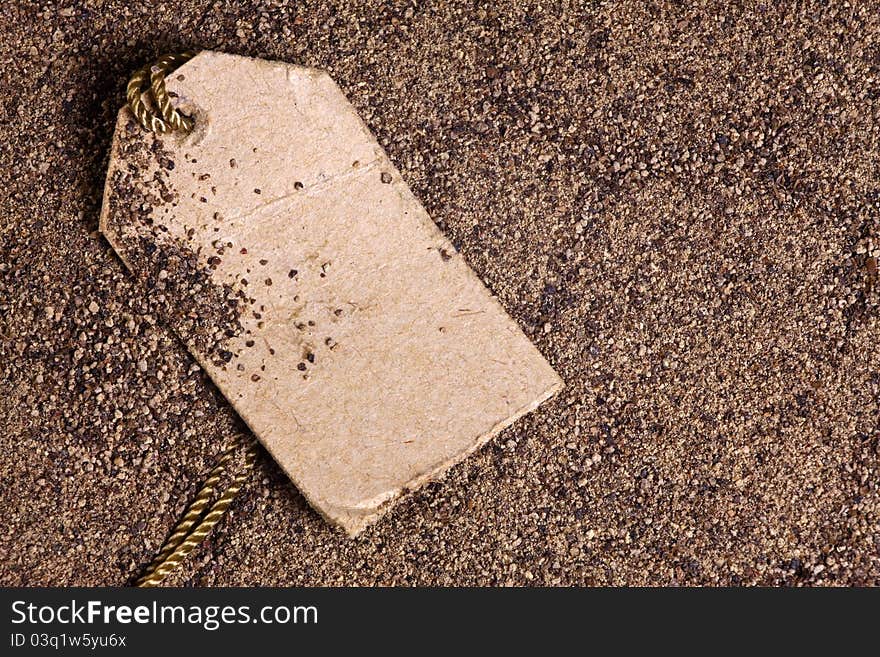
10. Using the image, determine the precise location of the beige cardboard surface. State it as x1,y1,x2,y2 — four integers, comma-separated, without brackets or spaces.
100,51,563,535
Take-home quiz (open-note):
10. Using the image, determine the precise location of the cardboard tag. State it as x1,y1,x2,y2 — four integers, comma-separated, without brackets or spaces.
100,51,562,535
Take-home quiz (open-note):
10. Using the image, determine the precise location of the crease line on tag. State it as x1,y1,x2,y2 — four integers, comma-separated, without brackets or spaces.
227,158,383,223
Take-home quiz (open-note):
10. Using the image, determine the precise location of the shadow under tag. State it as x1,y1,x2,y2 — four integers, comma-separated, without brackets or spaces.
100,51,563,535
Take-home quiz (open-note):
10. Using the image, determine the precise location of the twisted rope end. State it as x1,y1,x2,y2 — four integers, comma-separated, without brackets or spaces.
135,433,258,587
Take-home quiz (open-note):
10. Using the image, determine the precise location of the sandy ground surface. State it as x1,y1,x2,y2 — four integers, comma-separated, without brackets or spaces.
1,1,878,586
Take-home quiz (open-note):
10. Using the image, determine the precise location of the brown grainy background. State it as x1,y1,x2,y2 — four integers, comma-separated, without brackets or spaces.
1,0,878,586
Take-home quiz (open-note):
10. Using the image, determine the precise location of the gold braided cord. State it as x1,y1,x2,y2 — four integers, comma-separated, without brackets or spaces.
126,65,170,133
136,434,258,587
150,51,198,132
137,444,237,579
126,51,197,133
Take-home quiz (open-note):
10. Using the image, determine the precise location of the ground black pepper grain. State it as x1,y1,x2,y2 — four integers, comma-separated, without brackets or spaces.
105,124,245,367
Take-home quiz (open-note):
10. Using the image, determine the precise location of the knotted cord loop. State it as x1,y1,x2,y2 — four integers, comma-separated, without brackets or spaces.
126,51,198,133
